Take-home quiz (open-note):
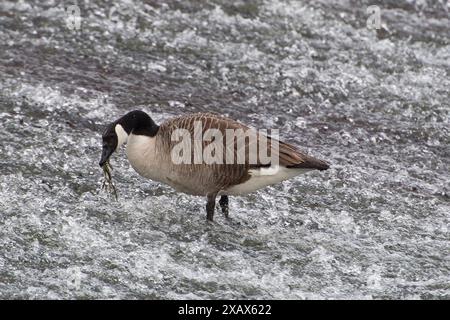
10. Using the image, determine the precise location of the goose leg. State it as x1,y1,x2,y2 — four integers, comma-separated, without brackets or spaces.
219,195,229,218
206,193,217,221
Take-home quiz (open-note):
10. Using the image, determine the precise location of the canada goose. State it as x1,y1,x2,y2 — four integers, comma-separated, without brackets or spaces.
99,110,329,221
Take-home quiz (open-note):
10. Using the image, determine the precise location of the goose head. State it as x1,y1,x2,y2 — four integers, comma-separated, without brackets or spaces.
99,110,159,167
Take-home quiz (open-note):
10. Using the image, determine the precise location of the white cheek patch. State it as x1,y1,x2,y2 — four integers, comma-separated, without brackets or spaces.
115,124,129,150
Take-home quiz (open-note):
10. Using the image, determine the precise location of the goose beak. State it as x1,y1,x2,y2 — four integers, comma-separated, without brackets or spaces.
99,145,115,167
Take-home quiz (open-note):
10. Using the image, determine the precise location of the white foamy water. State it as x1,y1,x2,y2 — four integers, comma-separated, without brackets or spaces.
0,0,449,299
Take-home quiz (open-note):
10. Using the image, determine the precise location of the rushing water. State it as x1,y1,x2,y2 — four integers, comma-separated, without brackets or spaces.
0,0,449,299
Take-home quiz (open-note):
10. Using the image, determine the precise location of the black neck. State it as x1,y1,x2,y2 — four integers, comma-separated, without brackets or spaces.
117,110,159,137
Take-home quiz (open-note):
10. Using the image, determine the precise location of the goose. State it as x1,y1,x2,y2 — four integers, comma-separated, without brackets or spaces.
99,110,329,221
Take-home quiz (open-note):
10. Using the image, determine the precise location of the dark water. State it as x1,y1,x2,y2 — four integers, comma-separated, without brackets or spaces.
0,0,449,299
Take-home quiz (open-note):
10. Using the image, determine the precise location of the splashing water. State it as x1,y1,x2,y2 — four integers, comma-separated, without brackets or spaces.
0,0,449,299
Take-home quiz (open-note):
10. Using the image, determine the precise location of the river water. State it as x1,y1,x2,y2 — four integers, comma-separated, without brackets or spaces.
0,0,449,299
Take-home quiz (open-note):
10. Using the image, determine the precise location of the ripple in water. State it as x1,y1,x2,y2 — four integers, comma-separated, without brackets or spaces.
0,0,449,299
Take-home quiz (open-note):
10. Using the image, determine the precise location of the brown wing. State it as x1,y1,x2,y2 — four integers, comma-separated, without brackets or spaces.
158,113,328,191
158,113,251,191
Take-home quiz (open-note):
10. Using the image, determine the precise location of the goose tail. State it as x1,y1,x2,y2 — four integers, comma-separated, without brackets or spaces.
287,155,330,171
